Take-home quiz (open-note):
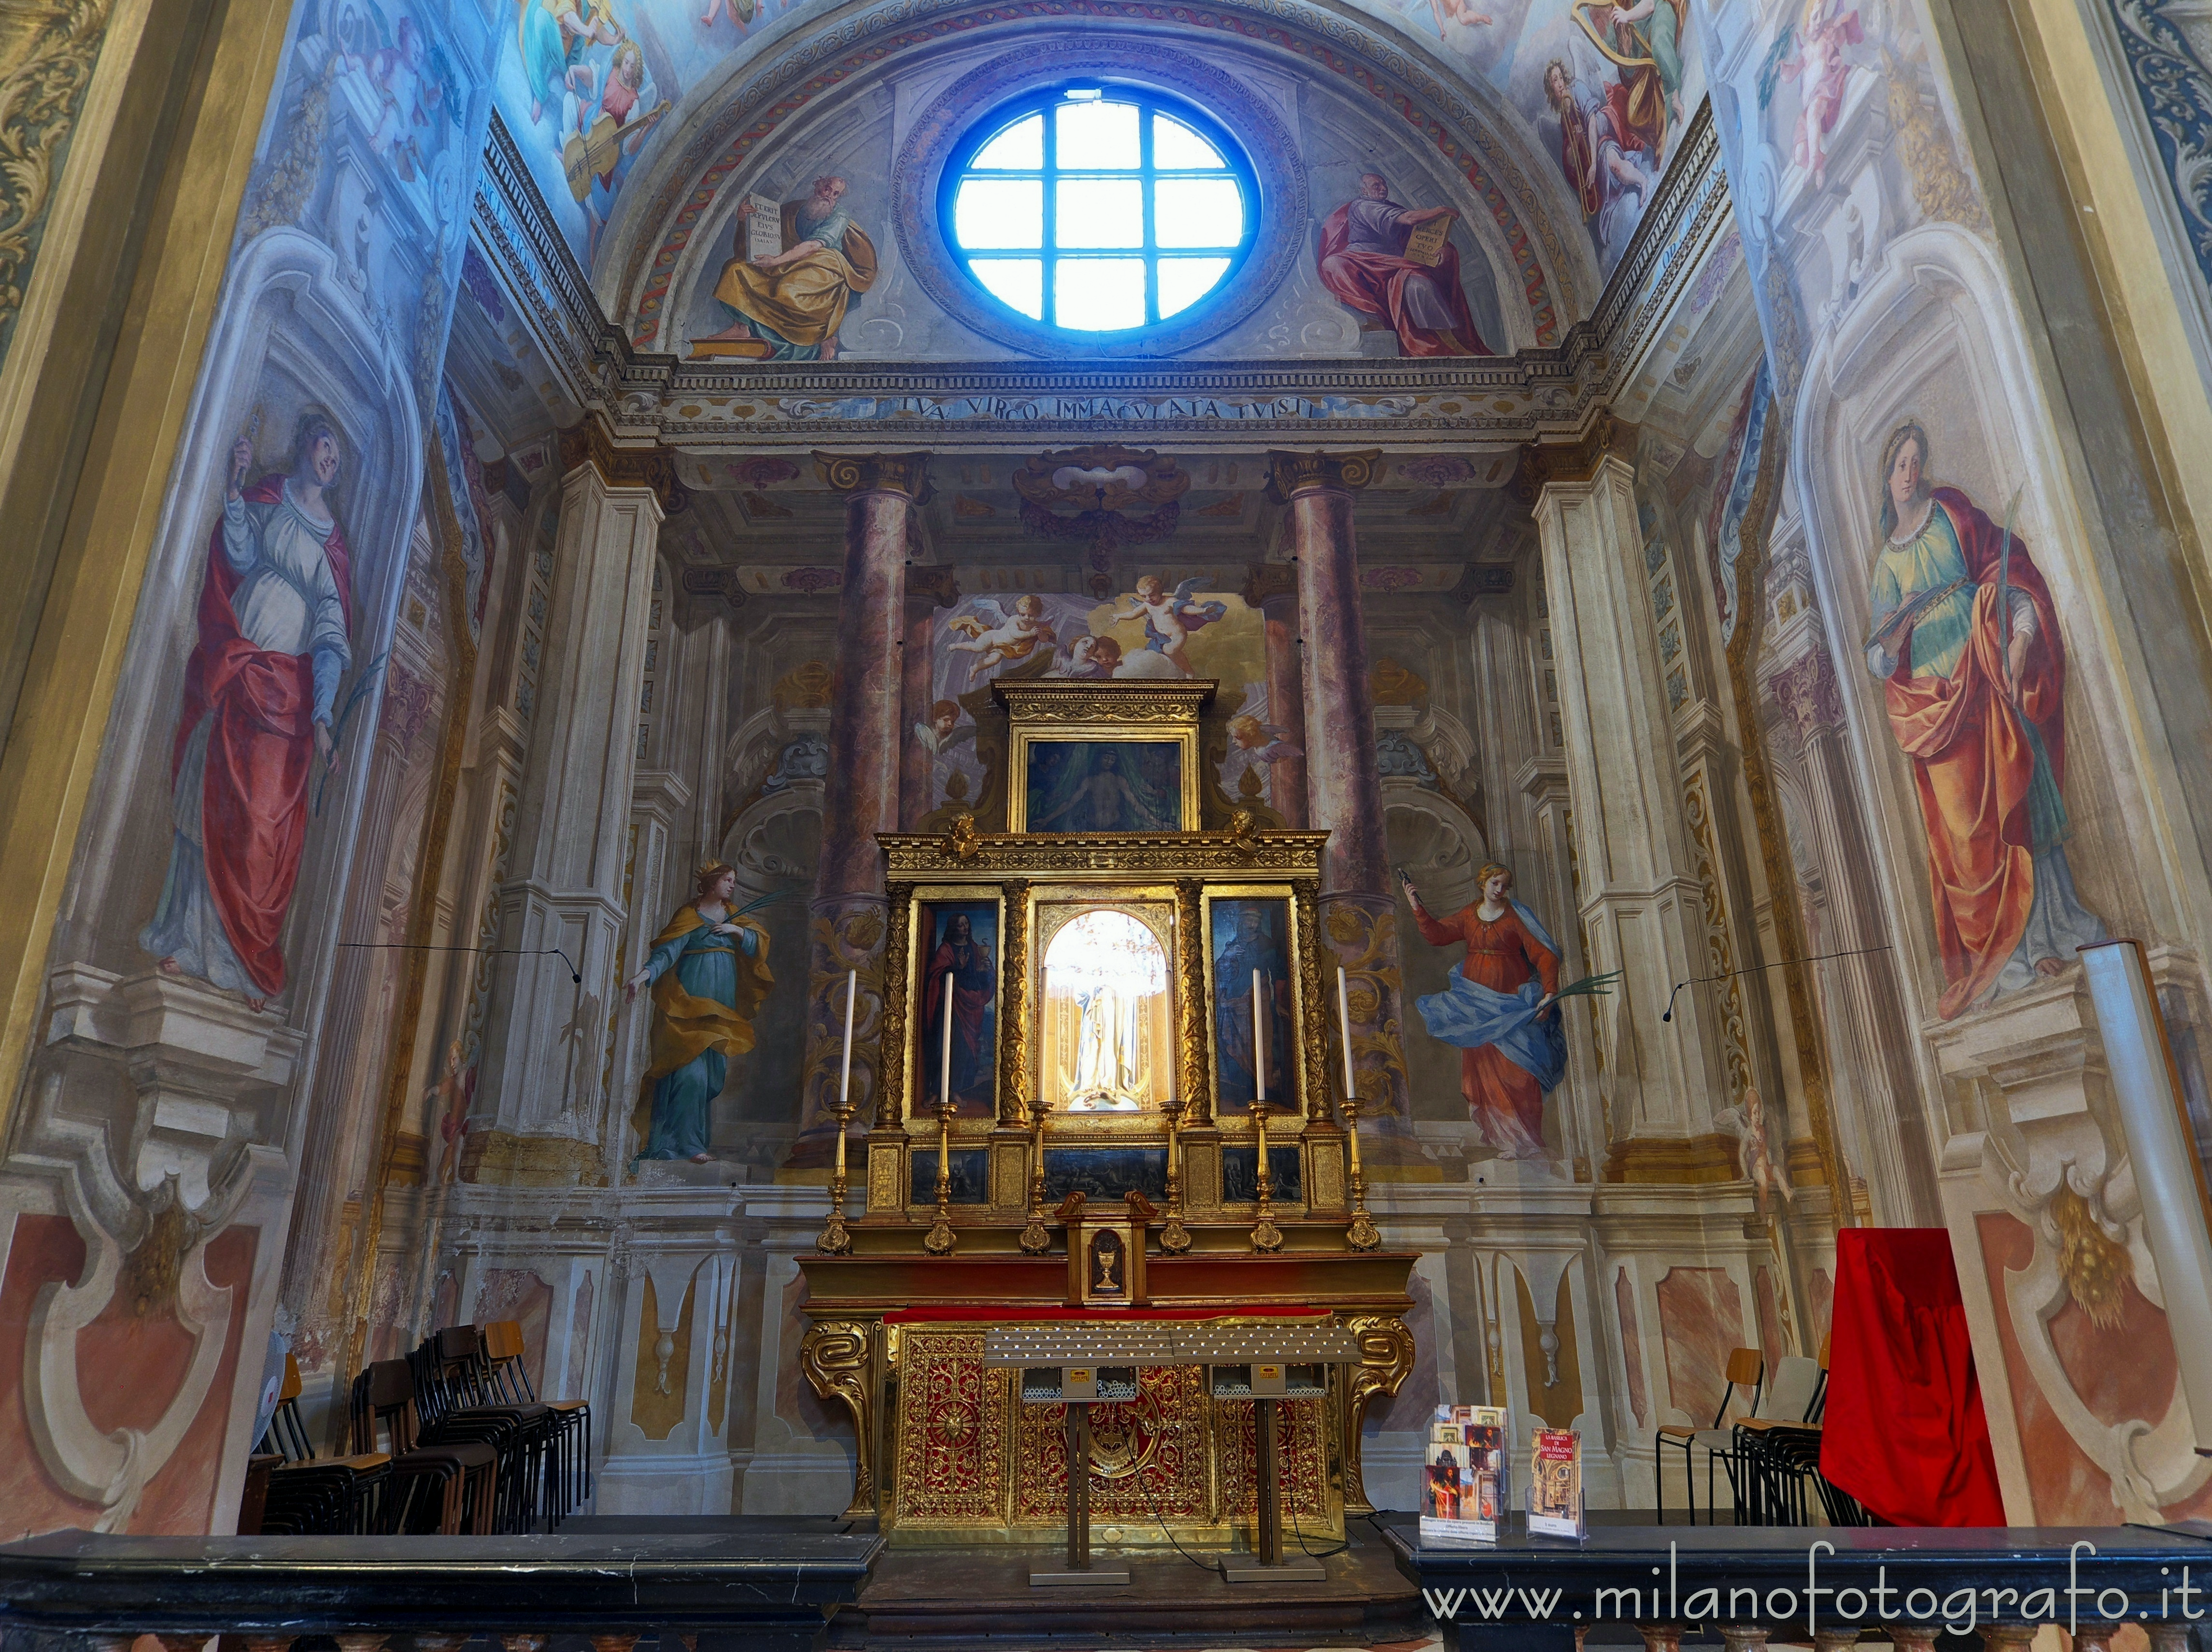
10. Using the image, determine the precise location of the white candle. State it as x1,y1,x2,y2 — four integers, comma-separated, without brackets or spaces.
941,973,954,1106
838,969,857,1108
1338,967,1357,1100
1252,967,1265,1104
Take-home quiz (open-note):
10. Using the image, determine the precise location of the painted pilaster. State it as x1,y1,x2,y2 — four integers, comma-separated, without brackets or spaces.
791,453,931,1168
901,566,960,830
1525,437,1731,1173
473,449,664,1174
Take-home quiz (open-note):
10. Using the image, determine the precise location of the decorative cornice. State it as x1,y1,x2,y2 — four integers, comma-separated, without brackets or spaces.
879,826,1325,877
681,566,748,611
557,421,688,512
813,450,934,502
991,678,1216,723
1264,450,1381,502
1512,410,1632,498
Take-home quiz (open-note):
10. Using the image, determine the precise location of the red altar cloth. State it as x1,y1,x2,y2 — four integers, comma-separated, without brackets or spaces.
1819,1227,2007,1525
882,1304,1331,1323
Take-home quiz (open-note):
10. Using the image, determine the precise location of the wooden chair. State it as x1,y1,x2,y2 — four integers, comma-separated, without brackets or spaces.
257,1353,391,1535
413,1325,555,1533
1726,1353,1825,1523
1655,1346,1761,1524
483,1319,591,1526
350,1358,498,1534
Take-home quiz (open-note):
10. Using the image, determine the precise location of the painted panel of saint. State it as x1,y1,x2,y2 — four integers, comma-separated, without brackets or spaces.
1210,898,1294,1112
1024,740,1182,832
918,901,999,1109
1862,422,2104,1017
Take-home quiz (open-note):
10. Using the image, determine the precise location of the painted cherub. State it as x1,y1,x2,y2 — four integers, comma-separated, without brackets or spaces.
1049,633,1125,679
913,698,977,756
1231,714,1304,767
1714,1087,1792,1217
948,594,1057,670
1112,575,1227,674
1780,0,1863,191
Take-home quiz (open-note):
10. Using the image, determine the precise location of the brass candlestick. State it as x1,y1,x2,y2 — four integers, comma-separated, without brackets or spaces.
1342,1090,1380,1252
1019,1098,1051,1255
1161,1093,1191,1253
923,1095,957,1254
817,1093,856,1254
1249,1097,1283,1253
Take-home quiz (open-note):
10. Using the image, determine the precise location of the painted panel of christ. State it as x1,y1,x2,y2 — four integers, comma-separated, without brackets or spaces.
1210,897,1294,1113
1862,422,2105,1019
918,901,999,1110
1024,740,1183,833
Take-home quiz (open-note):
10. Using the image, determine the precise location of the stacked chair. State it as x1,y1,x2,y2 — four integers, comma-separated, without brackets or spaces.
255,1353,391,1533
259,1320,592,1535
1655,1346,1763,1524
1731,1335,1875,1525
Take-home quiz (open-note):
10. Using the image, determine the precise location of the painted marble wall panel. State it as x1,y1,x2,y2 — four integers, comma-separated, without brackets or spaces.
1654,1264,1742,1425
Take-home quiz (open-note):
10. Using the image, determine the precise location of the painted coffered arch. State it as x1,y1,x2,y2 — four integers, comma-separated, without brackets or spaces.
593,0,1601,353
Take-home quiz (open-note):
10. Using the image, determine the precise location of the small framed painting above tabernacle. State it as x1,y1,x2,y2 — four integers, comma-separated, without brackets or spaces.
1018,740,1186,833
915,897,1002,1113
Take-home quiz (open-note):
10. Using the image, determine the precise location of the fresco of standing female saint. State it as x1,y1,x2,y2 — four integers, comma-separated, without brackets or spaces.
1862,422,2104,1019
142,417,355,1011
1402,862,1562,1161
625,861,775,1162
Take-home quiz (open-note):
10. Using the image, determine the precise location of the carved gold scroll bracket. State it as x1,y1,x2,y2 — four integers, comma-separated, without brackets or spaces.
799,1318,876,1519
1340,1312,1415,1516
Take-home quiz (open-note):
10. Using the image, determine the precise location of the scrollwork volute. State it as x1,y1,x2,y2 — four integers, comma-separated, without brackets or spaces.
799,1318,876,1517
1340,1312,1416,1515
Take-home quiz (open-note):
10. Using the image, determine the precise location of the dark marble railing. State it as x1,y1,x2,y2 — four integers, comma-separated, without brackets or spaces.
1385,1518,2212,1652
0,1526,885,1652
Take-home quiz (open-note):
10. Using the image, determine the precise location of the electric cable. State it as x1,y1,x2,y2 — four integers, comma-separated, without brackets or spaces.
335,941,583,982
1661,942,1893,1022
1134,1448,1226,1576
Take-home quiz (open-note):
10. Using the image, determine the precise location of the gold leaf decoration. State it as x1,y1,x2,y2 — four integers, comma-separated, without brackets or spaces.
2050,1185,2131,1331
0,0,118,348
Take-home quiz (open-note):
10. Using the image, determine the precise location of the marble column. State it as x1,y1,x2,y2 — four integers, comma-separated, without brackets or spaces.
1525,436,1730,1168
900,565,960,831
1264,450,1408,1130
790,453,932,1168
475,444,665,1173
1242,562,1306,827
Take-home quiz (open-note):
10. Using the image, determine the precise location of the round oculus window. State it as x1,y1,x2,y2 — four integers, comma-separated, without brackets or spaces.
942,84,1259,335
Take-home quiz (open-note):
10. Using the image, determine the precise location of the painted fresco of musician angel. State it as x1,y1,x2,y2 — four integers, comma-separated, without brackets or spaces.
1861,421,2104,1019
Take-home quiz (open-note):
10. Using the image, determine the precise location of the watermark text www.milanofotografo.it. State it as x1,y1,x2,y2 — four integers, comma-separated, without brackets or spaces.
1421,1542,2209,1635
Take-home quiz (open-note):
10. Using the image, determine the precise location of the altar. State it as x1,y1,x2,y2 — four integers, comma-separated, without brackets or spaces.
797,680,1418,1550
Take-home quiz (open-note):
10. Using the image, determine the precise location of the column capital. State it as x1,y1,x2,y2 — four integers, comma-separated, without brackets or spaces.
813,450,934,503
557,420,685,514
1763,642,1846,743
907,564,962,610
1264,449,1381,502
1513,411,1637,499
1241,561,1297,609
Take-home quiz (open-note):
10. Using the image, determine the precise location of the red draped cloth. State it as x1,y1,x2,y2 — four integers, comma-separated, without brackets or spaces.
172,475,354,1000
1819,1227,2007,1525
1317,204,1489,358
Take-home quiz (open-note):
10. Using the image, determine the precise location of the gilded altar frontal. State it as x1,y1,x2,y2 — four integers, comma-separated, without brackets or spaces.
4,0,2212,1554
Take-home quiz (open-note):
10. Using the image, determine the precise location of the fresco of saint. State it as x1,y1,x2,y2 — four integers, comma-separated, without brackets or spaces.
1317,173,1491,356
695,174,878,361
1862,422,2104,1018
518,0,623,134
1543,58,1651,252
1572,0,1688,161
142,419,355,1011
920,908,997,1108
625,862,775,1162
1402,863,1563,1161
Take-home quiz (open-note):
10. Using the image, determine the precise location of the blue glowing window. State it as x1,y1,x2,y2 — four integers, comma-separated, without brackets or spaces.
945,85,1257,333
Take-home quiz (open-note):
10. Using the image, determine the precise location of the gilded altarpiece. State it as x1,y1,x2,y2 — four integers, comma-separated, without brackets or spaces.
800,682,1415,1547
